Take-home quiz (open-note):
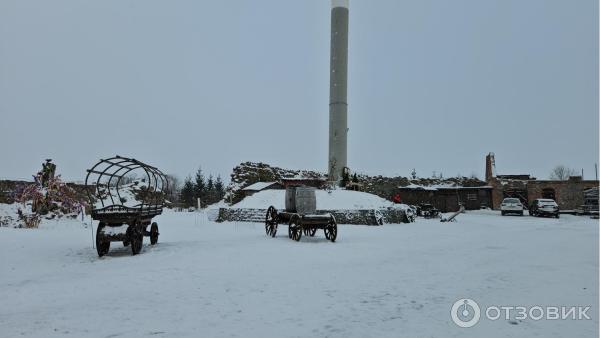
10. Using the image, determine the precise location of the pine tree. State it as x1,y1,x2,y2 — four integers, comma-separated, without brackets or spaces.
215,175,225,201
194,167,206,206
352,173,359,183
206,175,215,205
181,176,195,208
341,169,350,187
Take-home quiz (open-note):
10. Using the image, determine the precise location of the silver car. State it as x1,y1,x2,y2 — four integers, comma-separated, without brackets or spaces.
501,198,524,216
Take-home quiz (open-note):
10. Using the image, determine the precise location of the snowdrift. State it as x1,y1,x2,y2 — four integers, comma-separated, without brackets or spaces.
232,189,404,211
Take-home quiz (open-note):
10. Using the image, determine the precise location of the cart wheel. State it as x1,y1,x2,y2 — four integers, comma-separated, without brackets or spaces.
150,222,159,245
96,222,110,257
324,216,337,242
131,233,143,255
265,206,278,237
129,224,143,255
289,215,302,242
304,227,316,237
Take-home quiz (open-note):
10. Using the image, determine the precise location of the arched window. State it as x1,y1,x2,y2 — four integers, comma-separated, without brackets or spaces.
542,188,556,200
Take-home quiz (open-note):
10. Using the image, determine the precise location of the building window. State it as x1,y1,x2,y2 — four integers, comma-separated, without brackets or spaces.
467,193,477,201
542,188,556,200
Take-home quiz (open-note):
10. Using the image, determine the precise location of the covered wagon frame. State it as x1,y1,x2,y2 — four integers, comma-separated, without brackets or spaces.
85,156,168,256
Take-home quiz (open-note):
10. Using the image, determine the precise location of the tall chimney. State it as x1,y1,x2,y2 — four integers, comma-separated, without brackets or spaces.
328,0,349,183
485,152,496,182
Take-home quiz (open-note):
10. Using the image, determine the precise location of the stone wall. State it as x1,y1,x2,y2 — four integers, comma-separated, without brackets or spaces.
527,179,598,210
216,207,410,225
0,180,91,205
0,180,29,203
225,161,487,205
487,177,598,210
225,162,325,204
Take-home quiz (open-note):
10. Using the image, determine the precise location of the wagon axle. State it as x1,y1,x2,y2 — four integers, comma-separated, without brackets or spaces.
96,221,160,257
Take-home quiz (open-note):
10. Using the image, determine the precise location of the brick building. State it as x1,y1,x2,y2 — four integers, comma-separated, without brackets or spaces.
396,185,492,213
485,153,599,210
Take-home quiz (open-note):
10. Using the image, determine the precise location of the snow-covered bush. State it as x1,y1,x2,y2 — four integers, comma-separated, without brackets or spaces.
13,160,86,228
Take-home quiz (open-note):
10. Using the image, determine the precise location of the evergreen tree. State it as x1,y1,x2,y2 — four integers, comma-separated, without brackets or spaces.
215,175,225,201
206,175,215,205
181,176,195,208
352,173,359,183
341,169,350,187
207,175,214,192
194,167,206,206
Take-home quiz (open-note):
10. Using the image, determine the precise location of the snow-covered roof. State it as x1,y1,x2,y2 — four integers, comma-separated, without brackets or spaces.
281,177,324,181
241,182,278,191
399,184,492,191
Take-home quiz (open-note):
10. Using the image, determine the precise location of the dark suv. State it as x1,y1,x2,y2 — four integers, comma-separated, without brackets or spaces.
530,199,560,218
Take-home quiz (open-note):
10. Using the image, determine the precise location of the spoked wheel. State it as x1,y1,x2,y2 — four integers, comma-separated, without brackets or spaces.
289,215,302,242
96,222,110,257
303,227,317,237
324,216,337,242
129,222,143,255
265,206,278,237
150,222,159,245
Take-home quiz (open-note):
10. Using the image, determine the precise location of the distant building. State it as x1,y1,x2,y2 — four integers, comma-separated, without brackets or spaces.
485,153,599,210
396,184,493,212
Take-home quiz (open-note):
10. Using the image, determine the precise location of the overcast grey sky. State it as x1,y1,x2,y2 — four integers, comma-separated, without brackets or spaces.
1,0,598,183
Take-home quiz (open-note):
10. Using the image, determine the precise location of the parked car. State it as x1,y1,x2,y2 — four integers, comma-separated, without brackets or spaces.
530,199,560,218
500,198,524,216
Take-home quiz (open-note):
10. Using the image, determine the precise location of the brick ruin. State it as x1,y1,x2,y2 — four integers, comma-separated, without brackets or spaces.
485,153,599,210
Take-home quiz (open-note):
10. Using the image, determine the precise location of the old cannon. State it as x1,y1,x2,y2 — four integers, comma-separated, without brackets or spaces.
265,186,337,242
85,156,167,257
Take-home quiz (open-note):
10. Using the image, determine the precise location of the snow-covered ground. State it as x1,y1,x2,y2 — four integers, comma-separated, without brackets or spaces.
0,210,597,337
232,189,404,210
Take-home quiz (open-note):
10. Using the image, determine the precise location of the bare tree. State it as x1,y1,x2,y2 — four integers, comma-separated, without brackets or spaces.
164,174,181,203
549,165,577,180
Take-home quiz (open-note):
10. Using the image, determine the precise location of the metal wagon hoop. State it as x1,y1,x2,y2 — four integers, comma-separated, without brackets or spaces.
85,156,168,256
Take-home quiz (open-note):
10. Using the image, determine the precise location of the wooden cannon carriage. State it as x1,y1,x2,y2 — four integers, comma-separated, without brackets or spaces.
264,186,337,242
85,156,167,257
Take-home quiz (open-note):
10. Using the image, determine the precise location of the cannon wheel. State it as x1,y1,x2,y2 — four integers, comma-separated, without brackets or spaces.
324,216,337,242
96,222,110,257
150,222,159,245
129,221,143,255
265,206,278,237
288,214,302,242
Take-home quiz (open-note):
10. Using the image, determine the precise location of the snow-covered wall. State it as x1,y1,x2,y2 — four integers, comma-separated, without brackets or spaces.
224,162,487,205
216,207,409,225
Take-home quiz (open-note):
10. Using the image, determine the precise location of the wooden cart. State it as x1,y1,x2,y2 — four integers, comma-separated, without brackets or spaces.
85,156,167,257
264,186,337,242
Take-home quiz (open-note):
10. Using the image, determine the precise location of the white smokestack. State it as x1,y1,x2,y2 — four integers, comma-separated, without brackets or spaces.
328,0,349,183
